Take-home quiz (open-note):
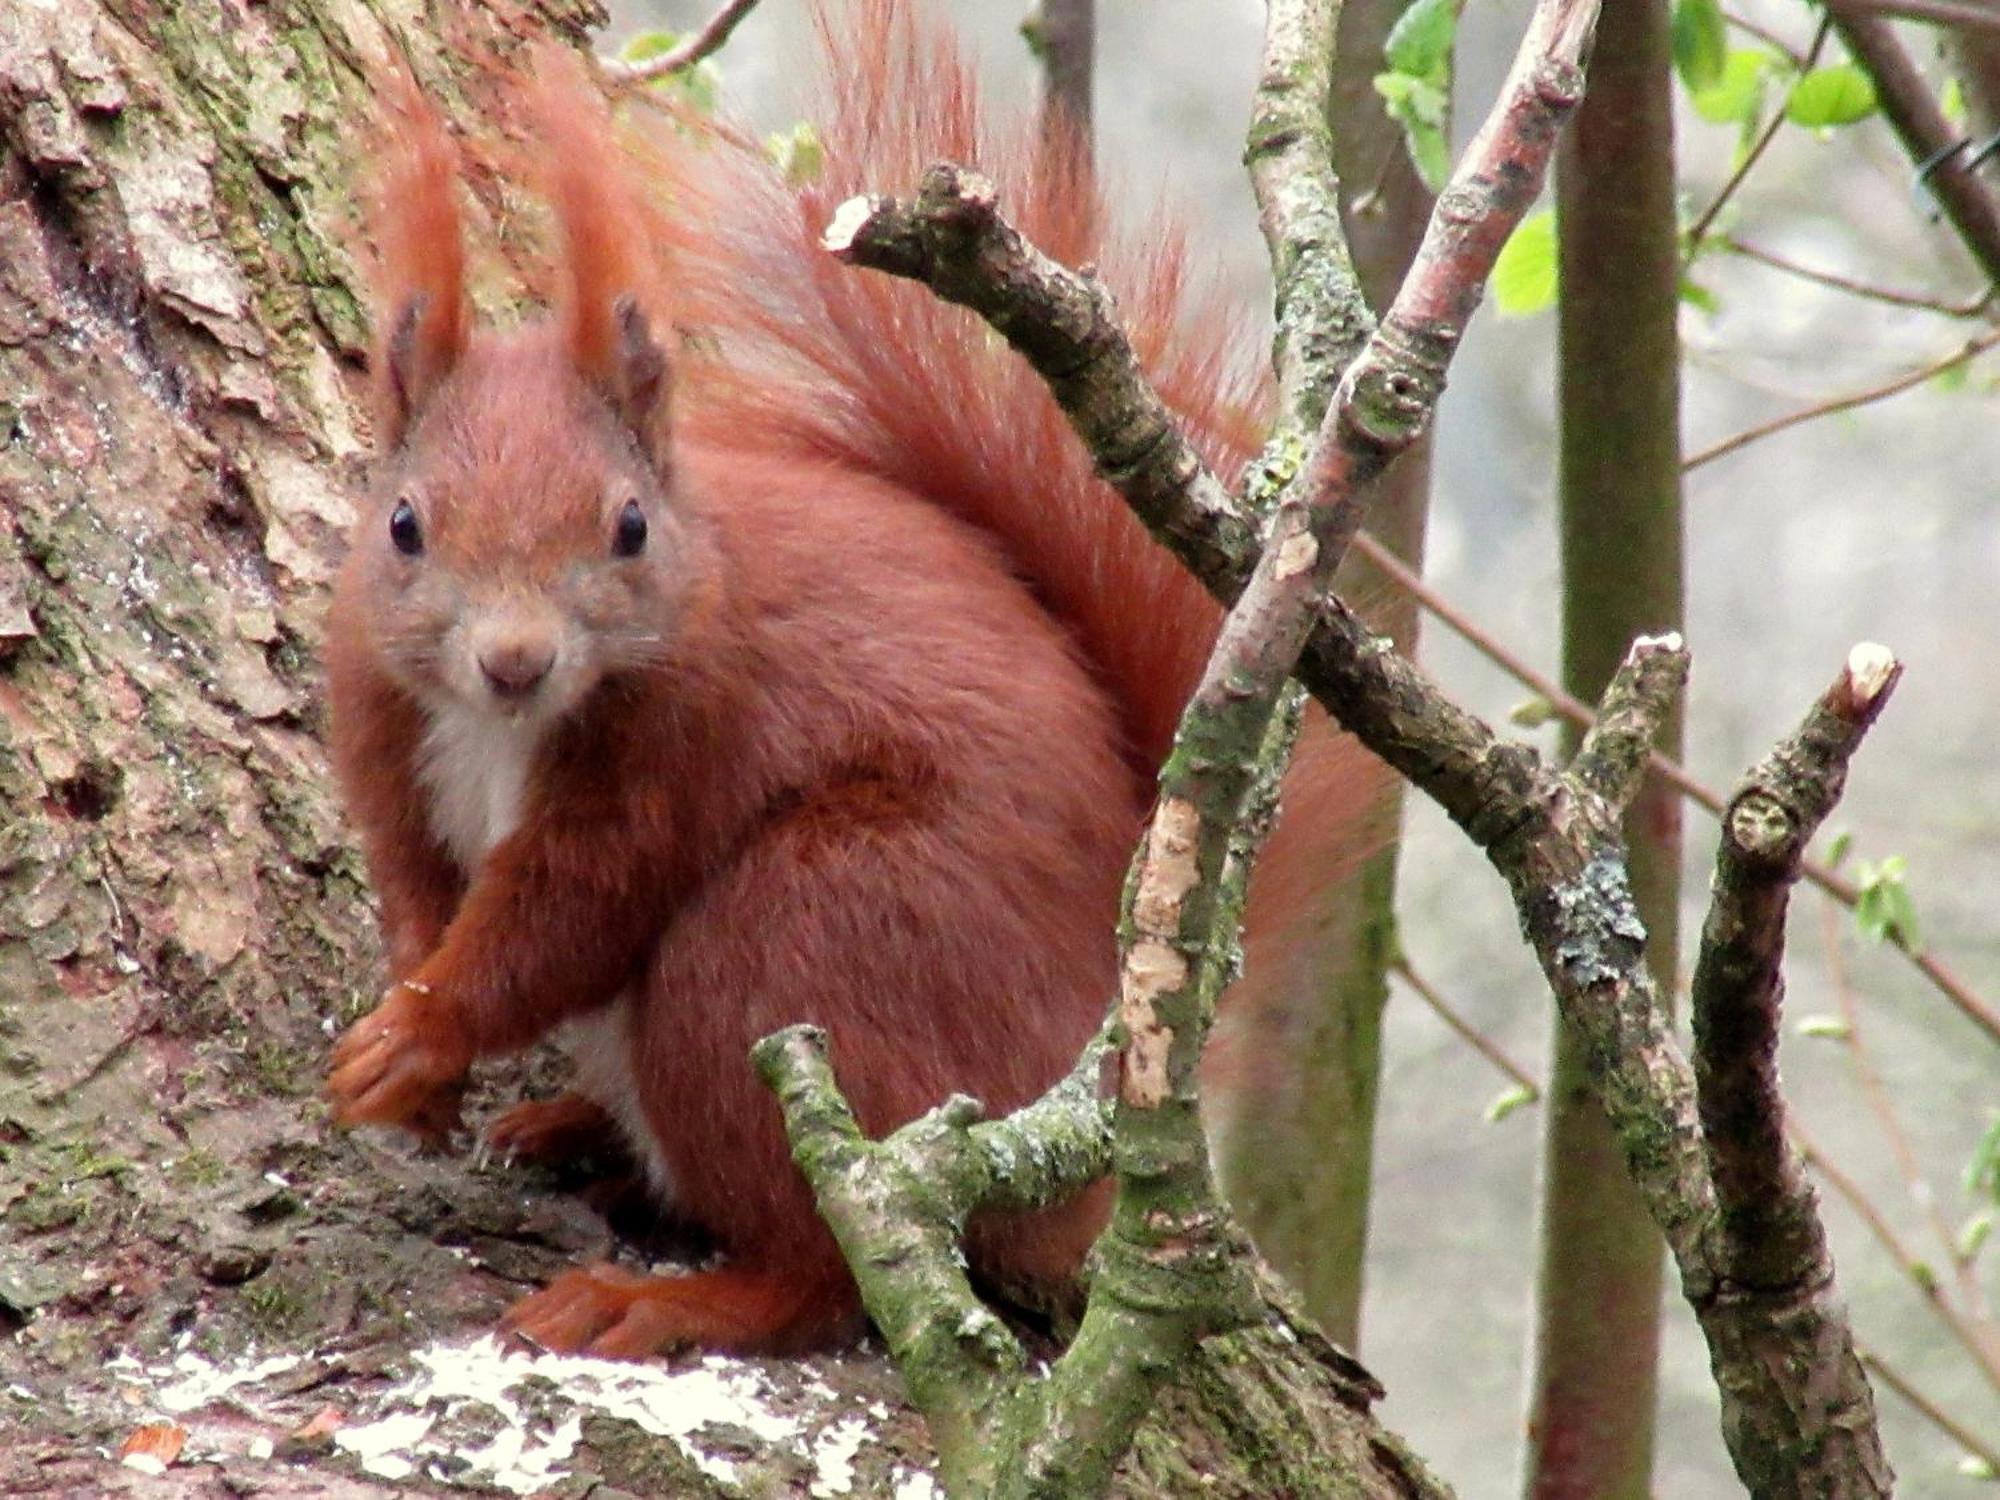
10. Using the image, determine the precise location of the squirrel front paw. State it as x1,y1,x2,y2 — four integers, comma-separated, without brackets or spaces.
327,980,472,1143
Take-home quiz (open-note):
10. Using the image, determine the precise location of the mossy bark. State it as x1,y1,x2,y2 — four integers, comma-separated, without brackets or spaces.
1216,0,1437,1350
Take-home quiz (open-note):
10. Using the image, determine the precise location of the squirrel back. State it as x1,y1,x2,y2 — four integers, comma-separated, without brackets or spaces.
633,0,1386,1093
325,3,1383,1356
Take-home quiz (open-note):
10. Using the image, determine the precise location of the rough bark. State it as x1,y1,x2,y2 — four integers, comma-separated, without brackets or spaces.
0,2,1451,1494
1217,0,1444,1348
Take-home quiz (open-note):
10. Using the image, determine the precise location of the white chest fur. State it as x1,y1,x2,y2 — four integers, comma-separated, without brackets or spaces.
415,702,674,1204
416,704,539,869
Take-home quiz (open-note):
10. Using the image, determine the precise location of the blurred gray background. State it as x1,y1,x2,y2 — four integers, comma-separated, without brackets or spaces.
606,1,2000,1491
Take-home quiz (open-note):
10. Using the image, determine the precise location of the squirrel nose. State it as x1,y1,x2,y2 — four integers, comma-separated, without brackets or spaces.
479,640,556,698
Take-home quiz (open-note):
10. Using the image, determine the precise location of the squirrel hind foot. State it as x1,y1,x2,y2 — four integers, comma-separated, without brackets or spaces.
502,1262,862,1358
484,1091,625,1166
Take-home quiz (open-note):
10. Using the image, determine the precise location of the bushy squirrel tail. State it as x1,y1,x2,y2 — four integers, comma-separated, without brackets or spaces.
636,0,1272,771
639,0,1389,1050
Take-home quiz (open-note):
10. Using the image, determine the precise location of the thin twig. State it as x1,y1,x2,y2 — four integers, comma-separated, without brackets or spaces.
1721,234,1994,316
1830,3,2000,284
1858,1343,2000,1473
1798,1119,2000,1391
1822,902,2000,1336
1352,528,2000,1054
1390,955,1541,1096
1684,17,1833,258
1684,326,2000,471
602,0,765,84
1832,0,2000,34
1723,9,1809,68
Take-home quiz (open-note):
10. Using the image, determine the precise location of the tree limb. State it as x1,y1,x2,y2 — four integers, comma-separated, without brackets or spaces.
1685,644,1903,1496
1829,0,2000,285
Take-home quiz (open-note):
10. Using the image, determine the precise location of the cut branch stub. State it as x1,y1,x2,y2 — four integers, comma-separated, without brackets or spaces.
1571,632,1690,812
1684,645,1902,1498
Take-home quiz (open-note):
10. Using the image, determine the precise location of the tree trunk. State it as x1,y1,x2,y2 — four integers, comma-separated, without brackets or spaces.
1522,0,1683,1493
0,3,1454,1494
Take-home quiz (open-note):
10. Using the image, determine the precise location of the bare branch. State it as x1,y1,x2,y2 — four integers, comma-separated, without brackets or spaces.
602,0,765,85
753,1026,1027,1474
1305,0,1598,570
1721,234,1994,316
1833,0,2000,35
1677,648,1903,1493
1694,644,1902,1292
1829,1,2000,284
1391,955,1542,1097
824,168,1257,600
1248,0,1375,425
1686,327,2000,472
1570,632,1689,812
1351,529,2000,1048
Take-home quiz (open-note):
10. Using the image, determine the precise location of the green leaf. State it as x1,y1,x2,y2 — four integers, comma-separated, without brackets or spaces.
619,28,721,112
1691,48,1773,127
764,122,825,185
1786,64,1879,128
1373,72,1453,190
1957,1213,1992,1261
1672,0,1727,93
1374,71,1449,126
1796,1014,1852,1041
1825,829,1854,867
620,28,680,61
1509,695,1557,728
1943,76,1968,128
1956,1457,1997,1481
1678,275,1720,314
1965,1113,2000,1203
1492,209,1558,317
1853,855,1921,948
1385,0,1462,82
1486,1085,1538,1123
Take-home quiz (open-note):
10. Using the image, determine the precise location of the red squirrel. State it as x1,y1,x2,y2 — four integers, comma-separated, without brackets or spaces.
323,2,1378,1357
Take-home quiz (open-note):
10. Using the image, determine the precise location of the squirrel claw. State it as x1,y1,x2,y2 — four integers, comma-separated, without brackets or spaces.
503,1265,675,1360
327,982,470,1140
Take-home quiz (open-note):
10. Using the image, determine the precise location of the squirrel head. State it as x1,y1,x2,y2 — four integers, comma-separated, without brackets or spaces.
355,60,693,729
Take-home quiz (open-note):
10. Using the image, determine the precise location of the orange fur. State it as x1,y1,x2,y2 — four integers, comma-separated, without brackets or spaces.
364,71,469,447
325,3,1382,1357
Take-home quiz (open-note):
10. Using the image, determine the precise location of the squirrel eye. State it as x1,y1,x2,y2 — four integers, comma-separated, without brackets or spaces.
612,498,648,558
389,499,424,557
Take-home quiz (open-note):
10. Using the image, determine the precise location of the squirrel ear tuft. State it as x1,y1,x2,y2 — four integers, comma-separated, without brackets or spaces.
367,74,468,448
529,49,675,472
609,294,673,471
